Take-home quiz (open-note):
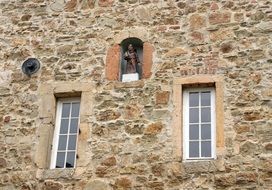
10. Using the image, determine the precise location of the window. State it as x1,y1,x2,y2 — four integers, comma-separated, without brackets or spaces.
50,98,81,169
172,75,224,160
183,88,216,160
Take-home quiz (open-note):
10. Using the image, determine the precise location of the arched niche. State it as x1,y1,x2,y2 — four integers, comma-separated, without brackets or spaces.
120,38,143,82
105,38,153,82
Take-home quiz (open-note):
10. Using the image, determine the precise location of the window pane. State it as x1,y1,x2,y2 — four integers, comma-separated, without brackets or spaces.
201,92,211,106
71,102,80,117
66,151,75,168
58,135,67,150
62,103,71,118
189,108,199,123
70,118,79,134
60,119,69,134
56,152,65,168
68,135,77,150
201,124,211,139
189,92,199,107
201,141,211,157
201,107,211,122
189,141,199,158
189,124,199,140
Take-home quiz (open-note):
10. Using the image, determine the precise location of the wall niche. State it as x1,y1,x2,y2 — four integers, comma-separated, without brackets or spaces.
105,38,154,82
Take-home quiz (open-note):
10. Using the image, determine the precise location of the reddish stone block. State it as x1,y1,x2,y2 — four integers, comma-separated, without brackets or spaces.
189,14,206,30
210,2,219,11
3,116,10,123
156,91,170,105
115,177,132,188
209,12,231,25
98,0,114,7
65,0,77,12
106,44,120,81
142,42,154,79
144,122,163,135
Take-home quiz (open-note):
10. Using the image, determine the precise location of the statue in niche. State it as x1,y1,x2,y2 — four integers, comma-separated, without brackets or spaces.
124,44,140,74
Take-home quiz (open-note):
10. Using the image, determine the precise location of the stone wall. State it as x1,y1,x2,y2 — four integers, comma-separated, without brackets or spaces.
0,0,272,189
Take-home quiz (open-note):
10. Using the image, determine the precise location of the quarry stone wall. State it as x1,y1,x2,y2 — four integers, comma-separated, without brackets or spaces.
0,0,272,189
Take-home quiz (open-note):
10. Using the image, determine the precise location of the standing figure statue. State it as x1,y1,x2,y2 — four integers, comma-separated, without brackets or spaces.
124,44,140,74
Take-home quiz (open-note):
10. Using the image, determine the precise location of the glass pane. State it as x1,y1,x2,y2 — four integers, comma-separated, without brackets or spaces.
201,124,211,139
62,103,70,118
68,135,77,150
201,92,211,106
70,118,79,134
189,141,199,158
201,107,211,122
189,108,199,123
189,92,199,107
71,102,80,117
201,141,211,157
58,135,67,150
60,119,69,134
66,151,75,168
56,152,65,168
189,124,199,140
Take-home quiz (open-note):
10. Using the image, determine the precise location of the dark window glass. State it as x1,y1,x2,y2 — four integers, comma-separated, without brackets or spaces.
56,152,65,168
68,135,77,150
201,107,211,122
201,141,211,157
189,141,199,157
66,152,75,168
189,108,199,123
60,119,69,134
71,102,80,117
62,103,70,118
70,118,79,134
201,124,211,139
189,124,199,140
201,92,211,106
189,92,199,107
58,135,67,150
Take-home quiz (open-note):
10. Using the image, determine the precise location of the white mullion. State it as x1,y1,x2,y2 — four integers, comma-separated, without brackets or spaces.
64,102,72,168
72,101,80,168
50,101,62,169
199,92,201,158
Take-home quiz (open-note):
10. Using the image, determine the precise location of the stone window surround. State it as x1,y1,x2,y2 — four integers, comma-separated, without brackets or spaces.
172,75,224,160
34,82,93,178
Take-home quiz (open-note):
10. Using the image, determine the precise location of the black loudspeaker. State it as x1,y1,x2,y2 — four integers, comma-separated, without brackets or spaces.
22,58,41,76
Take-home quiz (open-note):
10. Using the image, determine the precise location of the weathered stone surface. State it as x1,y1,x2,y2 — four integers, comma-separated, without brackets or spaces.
84,180,109,190
96,110,121,121
209,12,231,25
0,0,271,189
0,158,7,168
189,14,206,30
101,156,117,166
98,0,114,7
42,181,63,190
115,177,132,188
156,91,170,105
165,47,188,57
144,122,163,135
215,173,236,187
106,44,120,81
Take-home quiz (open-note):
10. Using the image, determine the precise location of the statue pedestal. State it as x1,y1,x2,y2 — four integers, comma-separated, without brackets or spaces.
122,73,139,82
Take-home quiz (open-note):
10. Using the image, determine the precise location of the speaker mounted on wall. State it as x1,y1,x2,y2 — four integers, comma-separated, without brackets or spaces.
22,58,41,77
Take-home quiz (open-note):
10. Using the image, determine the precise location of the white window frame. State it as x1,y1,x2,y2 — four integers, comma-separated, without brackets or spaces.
50,97,81,169
183,87,216,161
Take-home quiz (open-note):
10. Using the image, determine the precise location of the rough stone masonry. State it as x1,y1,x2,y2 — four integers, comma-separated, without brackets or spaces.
0,0,272,189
